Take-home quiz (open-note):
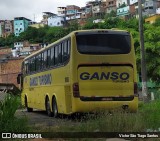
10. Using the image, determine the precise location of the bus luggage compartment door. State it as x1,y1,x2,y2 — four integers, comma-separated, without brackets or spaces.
78,66,134,101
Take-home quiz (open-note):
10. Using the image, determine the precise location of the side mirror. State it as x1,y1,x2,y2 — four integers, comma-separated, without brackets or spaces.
17,73,22,84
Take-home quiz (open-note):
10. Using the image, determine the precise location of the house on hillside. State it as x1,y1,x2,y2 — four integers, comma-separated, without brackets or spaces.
0,20,14,38
66,5,81,21
57,7,67,16
79,6,92,26
14,17,31,36
87,0,106,17
41,12,55,25
48,15,65,27
143,0,157,16
105,0,117,14
11,41,41,57
117,6,130,19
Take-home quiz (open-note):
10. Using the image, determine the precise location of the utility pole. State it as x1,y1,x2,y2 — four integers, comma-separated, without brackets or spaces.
138,0,148,102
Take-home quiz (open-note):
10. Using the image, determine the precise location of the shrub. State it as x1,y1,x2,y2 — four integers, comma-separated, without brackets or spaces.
0,94,29,132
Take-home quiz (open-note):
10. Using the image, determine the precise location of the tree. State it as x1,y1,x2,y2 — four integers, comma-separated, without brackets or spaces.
0,37,6,47
67,20,79,32
143,24,160,82
153,18,160,27
19,27,39,43
105,10,116,19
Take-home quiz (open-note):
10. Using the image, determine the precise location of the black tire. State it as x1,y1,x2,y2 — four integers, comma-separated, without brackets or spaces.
52,98,58,118
46,97,53,117
25,97,33,112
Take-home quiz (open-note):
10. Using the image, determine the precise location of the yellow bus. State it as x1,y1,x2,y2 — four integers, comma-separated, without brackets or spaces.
18,29,138,117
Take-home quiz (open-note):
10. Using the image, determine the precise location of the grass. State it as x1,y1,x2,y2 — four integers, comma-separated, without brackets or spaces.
138,100,160,130
29,101,160,141
73,100,160,132
32,100,160,133
0,94,29,132
48,112,145,133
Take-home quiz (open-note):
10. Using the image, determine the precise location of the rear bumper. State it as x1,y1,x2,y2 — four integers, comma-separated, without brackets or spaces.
80,96,134,101
72,97,138,113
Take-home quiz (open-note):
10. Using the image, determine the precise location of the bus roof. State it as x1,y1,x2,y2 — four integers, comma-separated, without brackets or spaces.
23,29,129,61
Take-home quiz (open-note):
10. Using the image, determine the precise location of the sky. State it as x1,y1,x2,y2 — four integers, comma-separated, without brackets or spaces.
0,0,87,22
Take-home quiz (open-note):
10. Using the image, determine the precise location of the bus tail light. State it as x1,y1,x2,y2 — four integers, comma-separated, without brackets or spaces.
134,82,138,97
73,83,80,97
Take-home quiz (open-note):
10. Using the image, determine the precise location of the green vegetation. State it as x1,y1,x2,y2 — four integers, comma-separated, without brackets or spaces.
139,100,160,130
32,100,160,133
0,94,29,132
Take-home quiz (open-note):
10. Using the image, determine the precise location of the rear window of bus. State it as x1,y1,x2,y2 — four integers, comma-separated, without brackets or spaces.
76,33,131,55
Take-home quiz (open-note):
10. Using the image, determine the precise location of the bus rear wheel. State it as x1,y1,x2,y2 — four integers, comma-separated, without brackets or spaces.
52,98,58,118
25,97,33,112
46,97,53,117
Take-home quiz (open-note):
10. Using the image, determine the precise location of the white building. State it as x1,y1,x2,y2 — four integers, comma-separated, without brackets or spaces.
48,15,65,27
57,7,66,16
93,19,105,23
66,12,81,21
157,8,160,14
116,0,129,8
129,0,138,5
14,42,23,50
117,6,130,16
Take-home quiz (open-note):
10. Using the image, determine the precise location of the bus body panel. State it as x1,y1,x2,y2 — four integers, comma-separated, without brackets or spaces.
71,97,138,113
21,64,72,114
78,66,134,97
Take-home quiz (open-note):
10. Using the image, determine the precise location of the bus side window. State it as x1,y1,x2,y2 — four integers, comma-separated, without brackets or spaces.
62,42,64,63
35,56,38,72
55,46,58,66
63,41,67,63
47,49,51,68
24,60,28,74
63,40,70,63
41,52,44,70
35,55,40,72
44,50,47,69
67,40,70,55
30,57,35,73
28,59,31,74
58,44,62,64
51,47,55,67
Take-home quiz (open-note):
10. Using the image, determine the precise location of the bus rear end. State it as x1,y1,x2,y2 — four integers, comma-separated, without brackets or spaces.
71,30,138,113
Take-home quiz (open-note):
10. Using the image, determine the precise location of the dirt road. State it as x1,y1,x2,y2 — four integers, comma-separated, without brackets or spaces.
15,109,80,129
